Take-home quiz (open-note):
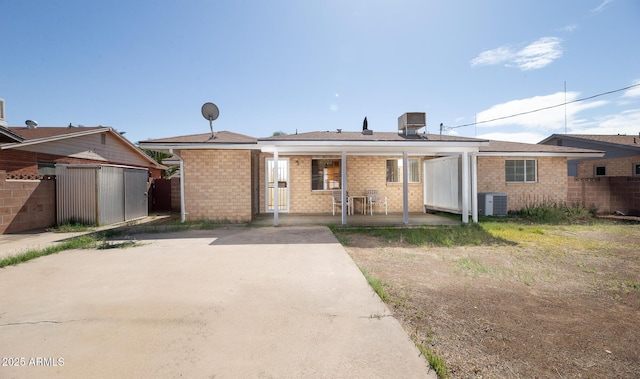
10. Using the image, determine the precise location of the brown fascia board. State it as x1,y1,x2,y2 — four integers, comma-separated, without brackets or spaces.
0,126,25,143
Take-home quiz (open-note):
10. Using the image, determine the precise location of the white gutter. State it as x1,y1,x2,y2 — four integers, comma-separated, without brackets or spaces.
170,148,186,223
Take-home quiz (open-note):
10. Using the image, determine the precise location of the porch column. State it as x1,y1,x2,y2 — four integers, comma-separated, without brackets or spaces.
273,150,279,227
402,151,409,225
341,150,347,225
471,152,478,223
461,151,469,223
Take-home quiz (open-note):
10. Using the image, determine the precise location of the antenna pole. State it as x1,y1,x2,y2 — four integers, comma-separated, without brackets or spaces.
209,119,214,138
564,81,567,134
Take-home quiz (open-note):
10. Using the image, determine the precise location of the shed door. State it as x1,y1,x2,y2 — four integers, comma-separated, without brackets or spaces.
124,168,149,220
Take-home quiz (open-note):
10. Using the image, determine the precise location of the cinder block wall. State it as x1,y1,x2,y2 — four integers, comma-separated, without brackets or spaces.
182,150,253,222
258,154,423,214
477,156,568,211
577,156,640,178
568,176,640,214
0,170,56,234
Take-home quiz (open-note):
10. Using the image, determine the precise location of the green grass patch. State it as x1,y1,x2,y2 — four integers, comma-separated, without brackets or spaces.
358,266,389,301
48,220,97,233
0,234,138,268
1,235,98,268
331,224,512,248
416,343,449,379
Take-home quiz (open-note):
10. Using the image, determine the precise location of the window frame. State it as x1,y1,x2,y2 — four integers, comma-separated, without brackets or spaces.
386,158,420,183
311,158,341,191
594,165,606,177
505,159,537,183
633,163,640,176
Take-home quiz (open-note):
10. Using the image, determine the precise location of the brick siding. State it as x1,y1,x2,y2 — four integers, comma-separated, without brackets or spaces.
0,170,56,234
477,156,568,211
259,154,423,214
0,149,161,178
181,150,253,222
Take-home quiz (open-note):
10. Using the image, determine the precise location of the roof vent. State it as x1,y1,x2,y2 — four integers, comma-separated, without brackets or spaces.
0,99,7,127
398,112,426,135
25,120,38,128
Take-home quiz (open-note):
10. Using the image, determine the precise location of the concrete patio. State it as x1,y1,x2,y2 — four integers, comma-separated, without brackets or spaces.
251,212,461,227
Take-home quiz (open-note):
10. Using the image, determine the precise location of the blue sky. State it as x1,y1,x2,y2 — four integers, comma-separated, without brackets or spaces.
1,0,639,144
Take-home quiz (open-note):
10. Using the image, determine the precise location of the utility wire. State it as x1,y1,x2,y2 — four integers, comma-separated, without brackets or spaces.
446,82,640,130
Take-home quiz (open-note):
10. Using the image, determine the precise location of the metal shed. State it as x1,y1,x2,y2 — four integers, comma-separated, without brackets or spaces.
56,164,149,226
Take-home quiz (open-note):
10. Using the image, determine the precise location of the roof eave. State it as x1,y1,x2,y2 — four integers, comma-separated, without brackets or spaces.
478,152,605,158
0,127,110,150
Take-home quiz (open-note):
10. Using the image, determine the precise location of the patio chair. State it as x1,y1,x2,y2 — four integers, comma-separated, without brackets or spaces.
366,189,387,215
332,190,351,215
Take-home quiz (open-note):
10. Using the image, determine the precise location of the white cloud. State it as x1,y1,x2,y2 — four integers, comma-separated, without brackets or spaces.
569,109,640,135
592,0,614,13
560,24,578,32
470,47,513,66
471,37,563,71
622,80,640,98
476,92,607,131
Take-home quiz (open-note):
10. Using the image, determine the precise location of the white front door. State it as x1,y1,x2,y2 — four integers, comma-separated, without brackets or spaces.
266,158,289,212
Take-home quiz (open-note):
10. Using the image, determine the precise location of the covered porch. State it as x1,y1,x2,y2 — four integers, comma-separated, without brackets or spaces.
259,131,488,227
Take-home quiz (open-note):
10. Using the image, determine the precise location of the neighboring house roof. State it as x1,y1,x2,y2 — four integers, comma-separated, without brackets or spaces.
480,140,604,157
539,134,640,152
0,126,25,143
1,126,166,170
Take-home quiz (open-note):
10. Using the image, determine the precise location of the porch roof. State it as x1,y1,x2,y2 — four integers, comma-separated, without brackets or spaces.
258,131,489,155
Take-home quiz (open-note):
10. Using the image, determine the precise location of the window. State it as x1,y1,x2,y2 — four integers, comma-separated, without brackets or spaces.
37,161,56,176
634,163,640,176
386,158,420,183
595,166,606,176
505,159,537,183
311,159,341,190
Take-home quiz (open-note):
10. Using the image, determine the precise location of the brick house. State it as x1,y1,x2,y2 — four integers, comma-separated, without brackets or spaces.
140,113,603,225
539,134,640,215
1,125,166,233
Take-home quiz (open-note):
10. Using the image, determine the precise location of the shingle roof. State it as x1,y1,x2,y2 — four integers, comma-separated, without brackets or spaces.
8,126,107,140
141,131,257,144
481,140,602,154
552,134,640,148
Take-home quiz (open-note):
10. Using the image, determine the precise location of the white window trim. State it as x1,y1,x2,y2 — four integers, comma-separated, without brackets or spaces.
386,158,421,183
505,159,537,183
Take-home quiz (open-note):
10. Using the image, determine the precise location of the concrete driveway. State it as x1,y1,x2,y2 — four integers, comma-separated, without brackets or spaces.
0,226,435,378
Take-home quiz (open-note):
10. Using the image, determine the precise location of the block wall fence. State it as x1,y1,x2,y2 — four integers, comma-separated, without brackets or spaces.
0,170,56,234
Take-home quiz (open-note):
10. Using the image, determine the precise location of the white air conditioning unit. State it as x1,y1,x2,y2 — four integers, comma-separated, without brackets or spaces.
478,193,508,216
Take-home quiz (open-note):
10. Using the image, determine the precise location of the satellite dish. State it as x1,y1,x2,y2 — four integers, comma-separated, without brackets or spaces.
201,102,219,121
201,102,219,138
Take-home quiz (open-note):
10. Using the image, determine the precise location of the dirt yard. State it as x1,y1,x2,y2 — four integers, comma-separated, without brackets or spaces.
340,222,640,378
